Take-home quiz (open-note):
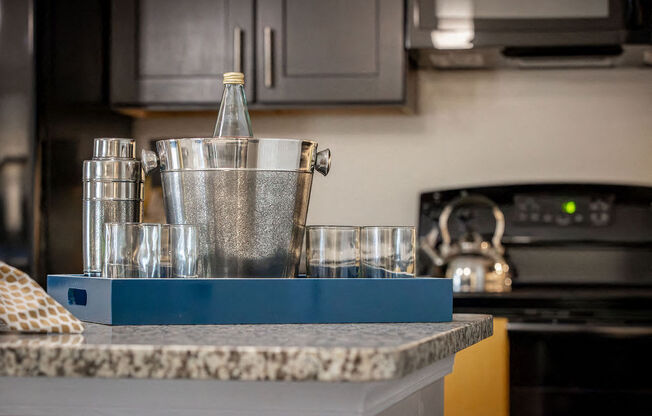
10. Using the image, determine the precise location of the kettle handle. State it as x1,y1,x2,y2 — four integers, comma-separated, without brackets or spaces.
439,194,505,254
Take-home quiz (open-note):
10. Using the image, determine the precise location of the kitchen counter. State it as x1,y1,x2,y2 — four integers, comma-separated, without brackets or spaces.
0,314,491,382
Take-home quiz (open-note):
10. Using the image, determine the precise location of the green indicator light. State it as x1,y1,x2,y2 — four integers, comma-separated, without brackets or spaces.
562,201,577,214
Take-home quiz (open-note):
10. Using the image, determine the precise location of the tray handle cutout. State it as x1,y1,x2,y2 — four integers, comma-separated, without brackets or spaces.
67,288,88,306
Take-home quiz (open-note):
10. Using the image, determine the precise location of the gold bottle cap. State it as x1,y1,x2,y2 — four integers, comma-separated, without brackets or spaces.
223,72,245,85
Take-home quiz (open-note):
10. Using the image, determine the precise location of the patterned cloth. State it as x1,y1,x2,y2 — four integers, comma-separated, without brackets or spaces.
0,261,84,333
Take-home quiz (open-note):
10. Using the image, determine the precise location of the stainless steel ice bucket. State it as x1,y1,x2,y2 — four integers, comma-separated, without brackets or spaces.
142,138,330,278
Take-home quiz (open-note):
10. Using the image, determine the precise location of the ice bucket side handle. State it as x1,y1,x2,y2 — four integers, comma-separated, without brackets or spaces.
141,149,159,175
314,148,331,176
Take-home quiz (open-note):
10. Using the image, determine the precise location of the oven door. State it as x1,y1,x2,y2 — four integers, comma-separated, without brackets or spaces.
508,322,652,416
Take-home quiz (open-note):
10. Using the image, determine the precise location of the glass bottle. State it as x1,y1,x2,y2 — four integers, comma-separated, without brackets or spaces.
213,72,253,138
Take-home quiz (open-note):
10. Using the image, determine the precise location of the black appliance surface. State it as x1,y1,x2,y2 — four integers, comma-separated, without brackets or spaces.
0,0,35,274
418,183,652,416
29,0,132,284
1,0,132,284
418,183,652,284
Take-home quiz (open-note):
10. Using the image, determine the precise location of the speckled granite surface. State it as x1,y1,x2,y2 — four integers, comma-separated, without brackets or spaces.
0,314,491,382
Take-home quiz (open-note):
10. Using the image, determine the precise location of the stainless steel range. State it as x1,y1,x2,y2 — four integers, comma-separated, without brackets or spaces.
418,183,652,416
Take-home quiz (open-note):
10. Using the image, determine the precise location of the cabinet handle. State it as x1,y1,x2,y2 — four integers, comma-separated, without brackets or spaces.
233,26,242,73
264,26,273,88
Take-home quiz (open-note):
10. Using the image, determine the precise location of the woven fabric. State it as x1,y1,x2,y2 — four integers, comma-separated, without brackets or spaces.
0,261,83,333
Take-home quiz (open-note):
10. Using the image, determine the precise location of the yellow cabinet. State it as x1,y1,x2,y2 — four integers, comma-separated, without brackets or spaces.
445,317,509,416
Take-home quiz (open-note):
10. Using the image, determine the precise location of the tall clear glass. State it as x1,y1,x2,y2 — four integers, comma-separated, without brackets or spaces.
213,72,253,138
103,223,162,278
306,226,360,277
360,226,416,278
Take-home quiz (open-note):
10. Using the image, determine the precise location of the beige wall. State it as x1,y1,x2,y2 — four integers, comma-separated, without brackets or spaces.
134,69,652,227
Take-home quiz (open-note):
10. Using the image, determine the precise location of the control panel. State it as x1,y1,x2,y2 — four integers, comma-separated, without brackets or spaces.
418,184,652,245
417,184,652,281
514,194,614,227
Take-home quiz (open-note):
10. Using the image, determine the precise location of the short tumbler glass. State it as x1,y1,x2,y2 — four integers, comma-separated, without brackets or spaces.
360,226,416,278
103,223,199,278
103,223,162,278
306,226,361,277
162,224,199,278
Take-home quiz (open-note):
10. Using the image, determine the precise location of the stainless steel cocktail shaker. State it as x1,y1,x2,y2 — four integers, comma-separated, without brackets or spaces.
82,138,143,276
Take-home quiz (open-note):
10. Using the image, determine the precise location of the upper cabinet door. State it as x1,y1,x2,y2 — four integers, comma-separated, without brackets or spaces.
256,0,405,104
111,0,254,107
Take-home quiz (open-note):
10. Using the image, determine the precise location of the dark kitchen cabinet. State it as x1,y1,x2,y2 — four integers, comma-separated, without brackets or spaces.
110,0,406,108
256,0,405,104
110,0,254,106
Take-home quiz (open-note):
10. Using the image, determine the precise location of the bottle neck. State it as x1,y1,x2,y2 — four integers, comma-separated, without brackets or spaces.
213,83,253,138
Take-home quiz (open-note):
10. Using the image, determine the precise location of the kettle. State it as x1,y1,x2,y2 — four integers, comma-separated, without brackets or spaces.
421,194,512,293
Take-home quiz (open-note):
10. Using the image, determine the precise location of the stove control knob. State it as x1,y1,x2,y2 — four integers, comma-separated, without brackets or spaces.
555,215,571,226
590,212,610,226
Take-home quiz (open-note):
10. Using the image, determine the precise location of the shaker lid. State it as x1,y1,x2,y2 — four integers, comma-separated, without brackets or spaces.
83,160,143,182
93,138,136,159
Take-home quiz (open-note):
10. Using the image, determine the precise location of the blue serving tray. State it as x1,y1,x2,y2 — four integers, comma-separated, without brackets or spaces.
47,275,452,325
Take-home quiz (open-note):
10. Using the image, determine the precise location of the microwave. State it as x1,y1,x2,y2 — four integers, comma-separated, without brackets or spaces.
406,0,650,50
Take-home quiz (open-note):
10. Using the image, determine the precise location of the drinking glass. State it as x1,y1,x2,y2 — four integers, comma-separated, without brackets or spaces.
160,224,171,277
306,226,360,277
103,223,162,278
360,226,416,278
166,224,199,278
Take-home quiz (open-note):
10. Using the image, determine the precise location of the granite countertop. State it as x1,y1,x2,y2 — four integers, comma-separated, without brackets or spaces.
0,314,492,382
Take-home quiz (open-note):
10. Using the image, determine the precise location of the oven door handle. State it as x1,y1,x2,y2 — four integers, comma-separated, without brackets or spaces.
508,322,652,337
